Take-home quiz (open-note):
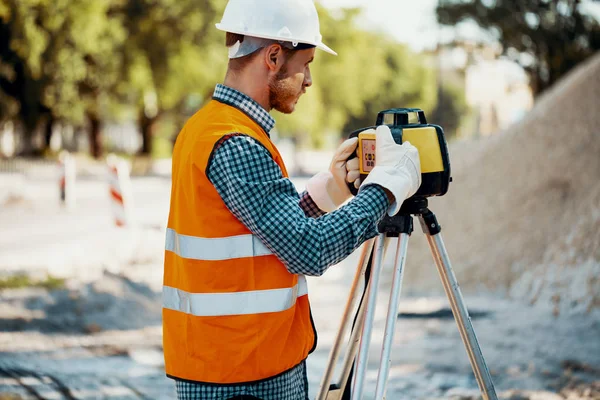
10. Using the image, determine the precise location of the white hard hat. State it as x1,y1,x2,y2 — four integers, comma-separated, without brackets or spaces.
216,0,337,56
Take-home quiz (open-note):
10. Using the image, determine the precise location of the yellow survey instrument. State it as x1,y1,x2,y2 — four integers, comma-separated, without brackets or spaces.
350,108,452,199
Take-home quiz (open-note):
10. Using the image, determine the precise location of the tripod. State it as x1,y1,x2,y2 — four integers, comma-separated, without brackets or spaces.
316,198,498,400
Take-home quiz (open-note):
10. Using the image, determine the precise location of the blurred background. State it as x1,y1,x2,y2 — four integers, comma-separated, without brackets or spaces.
0,0,599,399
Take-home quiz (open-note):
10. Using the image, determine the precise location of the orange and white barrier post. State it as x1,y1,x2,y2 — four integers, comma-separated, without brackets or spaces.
58,151,76,209
107,154,134,227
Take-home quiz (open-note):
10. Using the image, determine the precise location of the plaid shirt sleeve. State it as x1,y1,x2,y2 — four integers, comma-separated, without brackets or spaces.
207,134,389,277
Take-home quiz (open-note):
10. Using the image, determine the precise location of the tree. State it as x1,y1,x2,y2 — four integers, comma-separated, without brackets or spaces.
0,1,445,156
342,41,438,134
275,6,437,147
117,0,227,155
0,0,125,156
436,0,600,95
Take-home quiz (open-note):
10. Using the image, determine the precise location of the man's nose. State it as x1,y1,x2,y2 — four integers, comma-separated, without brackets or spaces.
304,68,313,88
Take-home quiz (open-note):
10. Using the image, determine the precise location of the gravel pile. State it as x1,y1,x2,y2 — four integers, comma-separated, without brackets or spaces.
401,52,600,314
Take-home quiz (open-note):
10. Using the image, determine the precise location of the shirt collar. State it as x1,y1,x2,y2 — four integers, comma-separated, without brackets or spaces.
212,84,275,134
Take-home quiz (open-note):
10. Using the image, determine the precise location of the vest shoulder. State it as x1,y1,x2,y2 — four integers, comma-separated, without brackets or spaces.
182,101,270,147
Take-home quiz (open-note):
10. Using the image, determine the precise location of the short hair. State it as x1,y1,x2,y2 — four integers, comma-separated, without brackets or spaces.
225,32,297,73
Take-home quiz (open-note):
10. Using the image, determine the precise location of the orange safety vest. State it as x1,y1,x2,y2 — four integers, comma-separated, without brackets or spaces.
163,99,317,384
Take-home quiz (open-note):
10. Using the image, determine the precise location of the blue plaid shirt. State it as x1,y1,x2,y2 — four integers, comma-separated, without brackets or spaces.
174,84,389,400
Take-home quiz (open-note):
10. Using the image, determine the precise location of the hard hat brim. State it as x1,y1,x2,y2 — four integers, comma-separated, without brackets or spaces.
316,42,337,56
216,23,338,56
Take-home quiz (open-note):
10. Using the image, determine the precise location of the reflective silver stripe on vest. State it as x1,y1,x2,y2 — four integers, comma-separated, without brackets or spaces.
163,276,308,317
165,228,272,261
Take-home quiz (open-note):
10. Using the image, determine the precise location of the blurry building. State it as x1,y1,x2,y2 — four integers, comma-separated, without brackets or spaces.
465,49,534,136
429,42,534,137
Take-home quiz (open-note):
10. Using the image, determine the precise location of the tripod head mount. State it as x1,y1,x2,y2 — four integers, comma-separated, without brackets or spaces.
398,196,429,215
378,197,442,237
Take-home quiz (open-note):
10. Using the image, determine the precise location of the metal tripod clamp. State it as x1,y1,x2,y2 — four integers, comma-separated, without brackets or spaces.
377,212,414,238
419,209,442,236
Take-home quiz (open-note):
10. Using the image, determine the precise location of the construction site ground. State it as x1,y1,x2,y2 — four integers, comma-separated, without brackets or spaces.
1,53,599,400
0,175,598,400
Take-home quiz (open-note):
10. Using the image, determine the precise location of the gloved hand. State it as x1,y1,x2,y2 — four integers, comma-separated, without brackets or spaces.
306,137,360,212
360,125,421,215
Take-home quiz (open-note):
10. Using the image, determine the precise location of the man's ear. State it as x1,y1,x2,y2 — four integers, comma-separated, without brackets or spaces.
264,44,284,73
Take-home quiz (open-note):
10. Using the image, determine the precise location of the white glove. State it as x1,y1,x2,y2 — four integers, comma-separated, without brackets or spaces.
306,137,360,212
360,125,421,215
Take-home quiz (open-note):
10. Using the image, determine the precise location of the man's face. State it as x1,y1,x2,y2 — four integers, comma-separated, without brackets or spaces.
269,47,315,114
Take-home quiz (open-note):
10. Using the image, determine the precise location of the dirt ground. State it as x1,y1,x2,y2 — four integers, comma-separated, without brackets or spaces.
1,246,599,399
1,54,599,400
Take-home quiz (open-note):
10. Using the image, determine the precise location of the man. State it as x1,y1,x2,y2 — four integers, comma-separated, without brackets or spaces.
162,1,422,399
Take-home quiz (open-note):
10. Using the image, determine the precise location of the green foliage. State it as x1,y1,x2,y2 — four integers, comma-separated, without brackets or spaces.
0,273,66,290
0,0,126,121
152,136,174,159
118,0,227,110
436,0,600,95
276,6,438,147
0,0,447,154
0,0,126,155
117,0,227,154
342,43,438,134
